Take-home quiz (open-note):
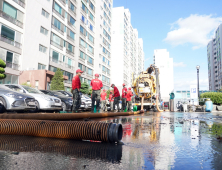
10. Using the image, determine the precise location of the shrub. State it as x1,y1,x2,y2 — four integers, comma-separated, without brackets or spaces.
50,68,65,90
80,81,89,94
200,92,222,105
0,59,6,80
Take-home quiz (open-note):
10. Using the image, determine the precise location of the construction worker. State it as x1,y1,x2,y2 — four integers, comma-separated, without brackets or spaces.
126,87,133,112
111,84,120,112
90,74,103,113
122,83,127,111
72,69,83,113
101,89,107,112
109,91,114,111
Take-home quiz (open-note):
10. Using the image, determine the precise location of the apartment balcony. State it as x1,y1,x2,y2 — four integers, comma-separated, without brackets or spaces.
0,10,23,28
68,8,76,17
66,49,74,56
70,0,77,5
5,61,20,70
12,0,25,8
68,22,75,30
87,61,93,66
50,57,64,66
0,35,22,49
87,49,94,55
65,63,74,70
67,35,75,43
53,9,64,20
79,44,86,51
58,0,66,6
51,40,63,50
52,24,64,35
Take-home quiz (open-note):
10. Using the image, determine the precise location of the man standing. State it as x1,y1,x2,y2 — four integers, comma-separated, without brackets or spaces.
109,91,114,111
111,84,120,112
100,89,107,112
90,74,103,113
126,87,133,112
72,69,83,113
122,83,127,111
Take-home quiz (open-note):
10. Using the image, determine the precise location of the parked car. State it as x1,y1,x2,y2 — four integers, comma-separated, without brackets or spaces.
40,90,73,111
3,85,62,111
0,85,36,113
56,90,92,111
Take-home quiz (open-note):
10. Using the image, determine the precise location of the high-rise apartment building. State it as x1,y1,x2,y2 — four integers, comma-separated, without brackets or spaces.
207,24,222,91
111,7,144,90
153,49,174,101
0,0,112,91
0,0,25,84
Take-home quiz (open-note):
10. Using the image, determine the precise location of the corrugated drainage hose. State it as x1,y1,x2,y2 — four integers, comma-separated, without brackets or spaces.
0,135,123,162
0,119,122,143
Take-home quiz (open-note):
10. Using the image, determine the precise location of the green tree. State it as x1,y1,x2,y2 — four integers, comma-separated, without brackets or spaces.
21,82,32,88
0,59,6,80
106,89,113,99
50,68,65,90
88,88,92,95
80,81,89,94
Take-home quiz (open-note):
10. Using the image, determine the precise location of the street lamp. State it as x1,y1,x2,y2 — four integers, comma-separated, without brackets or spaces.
196,65,200,99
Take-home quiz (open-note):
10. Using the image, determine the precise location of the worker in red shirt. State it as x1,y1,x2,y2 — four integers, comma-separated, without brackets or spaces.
90,74,103,113
122,83,127,111
126,87,133,112
111,84,120,112
100,89,107,112
109,91,114,111
72,69,83,113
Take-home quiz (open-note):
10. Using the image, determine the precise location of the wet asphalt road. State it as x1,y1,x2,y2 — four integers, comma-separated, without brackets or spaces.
1,111,222,170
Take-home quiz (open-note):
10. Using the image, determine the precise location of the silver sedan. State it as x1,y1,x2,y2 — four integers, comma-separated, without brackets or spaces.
0,85,36,113
3,84,62,111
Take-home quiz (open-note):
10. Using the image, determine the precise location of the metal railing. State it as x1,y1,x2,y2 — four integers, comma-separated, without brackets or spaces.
50,57,64,66
12,0,25,8
53,9,64,20
58,0,66,6
5,61,19,70
70,0,77,5
65,63,74,70
68,21,75,29
87,61,93,66
67,35,74,42
0,10,23,28
51,40,63,50
66,49,74,56
68,7,76,17
52,24,64,35
0,35,22,49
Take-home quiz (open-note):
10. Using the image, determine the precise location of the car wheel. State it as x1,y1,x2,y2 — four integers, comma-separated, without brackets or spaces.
62,102,66,111
0,97,6,113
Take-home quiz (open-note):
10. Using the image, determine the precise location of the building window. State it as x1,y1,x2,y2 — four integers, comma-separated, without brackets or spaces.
88,33,94,43
3,2,17,19
80,51,86,59
103,56,106,62
39,45,47,53
55,2,62,15
69,30,75,40
53,17,61,30
89,24,93,32
63,55,66,62
87,68,92,75
82,2,88,13
6,51,13,64
0,74,18,84
69,15,75,26
87,56,93,65
1,25,15,41
52,51,59,62
35,81,39,89
89,12,94,21
40,26,48,35
89,2,95,11
38,63,46,70
42,9,49,18
88,45,93,54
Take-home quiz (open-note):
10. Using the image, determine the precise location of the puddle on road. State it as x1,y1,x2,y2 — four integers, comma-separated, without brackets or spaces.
1,112,222,169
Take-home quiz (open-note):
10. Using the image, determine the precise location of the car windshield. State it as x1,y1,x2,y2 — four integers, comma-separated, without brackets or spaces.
5,85,24,93
52,91,66,96
22,86,42,94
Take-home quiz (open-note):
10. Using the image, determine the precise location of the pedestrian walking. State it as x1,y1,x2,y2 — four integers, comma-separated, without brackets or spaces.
111,84,120,112
101,89,107,112
109,91,114,111
122,83,127,111
160,100,164,110
126,87,133,112
72,69,83,113
90,74,103,113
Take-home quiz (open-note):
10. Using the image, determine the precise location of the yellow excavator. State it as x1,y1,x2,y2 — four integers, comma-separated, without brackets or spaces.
132,64,162,111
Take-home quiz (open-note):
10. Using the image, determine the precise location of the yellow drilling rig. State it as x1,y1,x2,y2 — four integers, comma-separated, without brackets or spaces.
132,64,162,111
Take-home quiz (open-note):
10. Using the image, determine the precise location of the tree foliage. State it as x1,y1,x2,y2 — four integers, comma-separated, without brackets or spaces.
106,89,113,99
21,82,33,88
88,88,92,95
200,92,222,105
0,59,6,80
50,68,65,90
80,81,89,94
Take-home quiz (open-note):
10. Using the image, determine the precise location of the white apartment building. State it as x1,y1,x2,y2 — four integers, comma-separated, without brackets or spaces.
207,24,222,91
153,49,174,101
111,7,144,90
0,0,25,84
0,0,112,91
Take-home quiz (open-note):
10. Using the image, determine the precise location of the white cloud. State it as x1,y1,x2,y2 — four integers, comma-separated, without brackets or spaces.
145,57,150,61
164,14,222,49
174,79,208,90
173,62,186,67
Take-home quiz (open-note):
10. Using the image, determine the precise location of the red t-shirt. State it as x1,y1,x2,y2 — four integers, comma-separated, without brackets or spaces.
122,87,127,98
101,92,106,101
113,86,120,97
109,94,114,102
90,79,103,90
72,75,81,90
126,90,133,101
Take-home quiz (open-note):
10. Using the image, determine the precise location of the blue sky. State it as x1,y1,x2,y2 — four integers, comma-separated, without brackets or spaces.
113,0,222,90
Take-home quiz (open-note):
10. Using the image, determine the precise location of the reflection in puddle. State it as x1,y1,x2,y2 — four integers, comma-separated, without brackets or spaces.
1,112,222,169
